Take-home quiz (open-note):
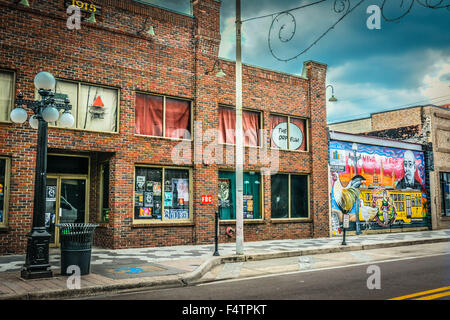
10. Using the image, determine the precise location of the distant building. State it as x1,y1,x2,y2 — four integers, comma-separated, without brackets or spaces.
328,104,450,230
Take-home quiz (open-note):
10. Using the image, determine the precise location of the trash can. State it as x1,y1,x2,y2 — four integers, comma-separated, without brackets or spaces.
56,223,98,276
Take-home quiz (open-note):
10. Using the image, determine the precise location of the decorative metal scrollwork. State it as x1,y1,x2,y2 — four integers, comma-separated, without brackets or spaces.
265,0,449,62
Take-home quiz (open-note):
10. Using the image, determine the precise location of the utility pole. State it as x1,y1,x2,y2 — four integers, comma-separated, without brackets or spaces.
235,0,244,255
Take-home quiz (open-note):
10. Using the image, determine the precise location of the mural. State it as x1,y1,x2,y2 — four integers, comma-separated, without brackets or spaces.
330,140,428,235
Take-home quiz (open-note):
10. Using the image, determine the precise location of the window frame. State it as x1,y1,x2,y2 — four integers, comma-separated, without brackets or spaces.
218,104,264,148
271,173,310,220
0,69,16,124
440,172,450,217
269,112,309,152
134,91,193,141
47,78,120,134
218,169,265,222
0,157,11,228
132,165,193,224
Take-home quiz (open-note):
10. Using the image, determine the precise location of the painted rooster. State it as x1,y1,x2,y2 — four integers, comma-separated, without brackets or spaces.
332,173,365,215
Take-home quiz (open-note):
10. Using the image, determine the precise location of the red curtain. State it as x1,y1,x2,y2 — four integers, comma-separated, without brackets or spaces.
290,117,306,151
269,114,287,148
243,110,260,146
165,98,191,139
219,107,236,144
135,93,163,136
219,107,260,146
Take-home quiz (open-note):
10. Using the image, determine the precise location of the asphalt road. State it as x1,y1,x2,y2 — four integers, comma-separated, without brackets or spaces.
88,250,450,300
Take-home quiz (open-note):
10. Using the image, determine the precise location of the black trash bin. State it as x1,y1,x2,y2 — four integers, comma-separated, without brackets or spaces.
56,223,98,276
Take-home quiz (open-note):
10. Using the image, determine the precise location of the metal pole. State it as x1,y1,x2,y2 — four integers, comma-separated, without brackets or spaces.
342,214,347,245
21,106,53,279
235,0,244,255
213,210,220,256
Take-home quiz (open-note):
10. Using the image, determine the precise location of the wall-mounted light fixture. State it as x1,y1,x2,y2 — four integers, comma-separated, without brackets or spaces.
205,59,226,78
16,0,30,6
326,84,338,102
137,17,155,36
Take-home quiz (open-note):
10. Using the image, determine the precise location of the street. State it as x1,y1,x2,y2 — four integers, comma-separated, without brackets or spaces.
85,242,450,300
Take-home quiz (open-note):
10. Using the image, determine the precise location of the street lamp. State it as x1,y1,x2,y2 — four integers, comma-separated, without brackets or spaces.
11,71,74,279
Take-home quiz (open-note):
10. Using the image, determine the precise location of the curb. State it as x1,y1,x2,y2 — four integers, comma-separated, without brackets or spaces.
1,236,449,300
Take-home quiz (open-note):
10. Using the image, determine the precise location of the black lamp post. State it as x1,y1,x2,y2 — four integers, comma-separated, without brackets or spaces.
10,71,74,279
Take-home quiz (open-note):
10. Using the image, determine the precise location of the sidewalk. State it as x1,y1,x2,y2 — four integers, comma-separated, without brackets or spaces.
1,229,449,300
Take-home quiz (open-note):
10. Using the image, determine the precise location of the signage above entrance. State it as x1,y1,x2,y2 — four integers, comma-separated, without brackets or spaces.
272,122,303,150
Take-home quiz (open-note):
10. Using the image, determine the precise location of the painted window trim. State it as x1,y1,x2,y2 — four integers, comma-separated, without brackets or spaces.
134,91,194,141
0,69,16,124
269,112,309,152
98,161,110,223
270,173,310,220
50,78,120,134
0,157,11,228
132,165,193,224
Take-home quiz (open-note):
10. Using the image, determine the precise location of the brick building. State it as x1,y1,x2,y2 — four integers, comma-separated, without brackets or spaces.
0,0,330,255
328,104,450,230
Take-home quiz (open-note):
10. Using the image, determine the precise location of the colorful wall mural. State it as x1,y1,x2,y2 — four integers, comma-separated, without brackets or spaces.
329,140,429,235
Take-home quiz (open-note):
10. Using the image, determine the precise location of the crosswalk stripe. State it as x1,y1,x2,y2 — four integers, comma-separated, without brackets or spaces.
413,290,450,300
389,286,450,300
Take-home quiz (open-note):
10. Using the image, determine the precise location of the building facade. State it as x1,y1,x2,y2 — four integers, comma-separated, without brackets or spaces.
0,0,330,254
328,104,450,231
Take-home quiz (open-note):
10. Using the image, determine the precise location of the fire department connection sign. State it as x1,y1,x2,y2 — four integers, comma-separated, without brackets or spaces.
201,195,212,204
272,122,303,150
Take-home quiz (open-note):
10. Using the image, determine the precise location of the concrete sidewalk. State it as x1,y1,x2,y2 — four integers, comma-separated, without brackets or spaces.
0,229,449,300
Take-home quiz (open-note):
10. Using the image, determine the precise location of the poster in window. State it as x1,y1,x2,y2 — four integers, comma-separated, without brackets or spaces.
145,181,153,192
139,207,152,217
136,176,145,192
172,179,189,206
219,179,231,208
243,195,254,219
165,180,172,192
144,192,153,207
135,193,144,207
164,192,172,208
0,183,3,195
46,186,56,202
153,182,161,196
164,209,189,219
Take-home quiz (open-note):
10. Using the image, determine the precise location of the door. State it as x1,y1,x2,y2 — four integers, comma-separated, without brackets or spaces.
46,176,88,246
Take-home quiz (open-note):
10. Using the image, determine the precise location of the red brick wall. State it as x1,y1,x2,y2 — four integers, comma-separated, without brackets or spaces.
0,0,329,254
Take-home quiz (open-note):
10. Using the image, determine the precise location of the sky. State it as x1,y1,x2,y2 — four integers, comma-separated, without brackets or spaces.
217,0,450,123
146,0,449,124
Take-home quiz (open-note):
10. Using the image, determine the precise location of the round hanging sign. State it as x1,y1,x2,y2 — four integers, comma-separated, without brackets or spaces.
272,122,303,150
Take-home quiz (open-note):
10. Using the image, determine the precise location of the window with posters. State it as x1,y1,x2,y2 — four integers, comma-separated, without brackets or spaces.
0,157,10,227
218,171,261,220
441,172,450,217
134,166,191,222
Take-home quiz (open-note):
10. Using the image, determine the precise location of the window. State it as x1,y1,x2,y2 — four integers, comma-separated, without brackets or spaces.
270,114,307,151
271,174,309,219
99,162,110,223
441,172,450,217
218,106,261,146
0,70,15,122
44,80,119,132
0,157,10,227
135,93,191,139
218,171,262,220
134,166,191,222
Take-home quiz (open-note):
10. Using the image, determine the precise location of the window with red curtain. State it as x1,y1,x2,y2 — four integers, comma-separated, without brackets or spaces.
219,106,260,146
165,98,191,139
270,114,288,149
289,117,306,151
135,94,191,139
135,93,163,136
270,114,307,151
